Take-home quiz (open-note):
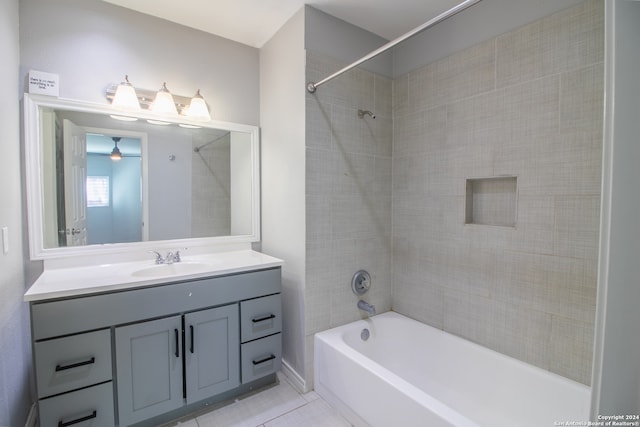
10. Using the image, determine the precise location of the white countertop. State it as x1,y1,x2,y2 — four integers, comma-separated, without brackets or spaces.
24,250,283,302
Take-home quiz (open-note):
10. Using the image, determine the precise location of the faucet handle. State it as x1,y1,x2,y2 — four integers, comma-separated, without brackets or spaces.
174,250,181,262
149,251,164,264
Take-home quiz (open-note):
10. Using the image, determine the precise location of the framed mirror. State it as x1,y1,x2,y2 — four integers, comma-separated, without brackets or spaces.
24,94,260,260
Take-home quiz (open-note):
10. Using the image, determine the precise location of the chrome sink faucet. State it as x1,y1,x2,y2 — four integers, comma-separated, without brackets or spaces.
165,250,181,264
150,250,181,264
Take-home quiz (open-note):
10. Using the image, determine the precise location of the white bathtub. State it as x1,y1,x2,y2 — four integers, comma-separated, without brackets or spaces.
314,311,590,427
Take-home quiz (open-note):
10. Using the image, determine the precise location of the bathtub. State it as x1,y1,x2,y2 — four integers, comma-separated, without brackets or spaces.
314,311,590,427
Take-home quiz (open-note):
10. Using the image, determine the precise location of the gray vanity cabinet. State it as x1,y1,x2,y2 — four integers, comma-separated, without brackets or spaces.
34,329,115,427
115,315,184,426
184,304,240,403
30,266,281,426
115,304,240,425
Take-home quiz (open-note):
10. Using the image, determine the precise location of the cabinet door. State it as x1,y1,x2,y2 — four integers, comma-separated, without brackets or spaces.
185,304,240,404
115,315,183,426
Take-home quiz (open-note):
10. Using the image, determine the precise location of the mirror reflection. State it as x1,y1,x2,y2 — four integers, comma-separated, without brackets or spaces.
36,104,255,251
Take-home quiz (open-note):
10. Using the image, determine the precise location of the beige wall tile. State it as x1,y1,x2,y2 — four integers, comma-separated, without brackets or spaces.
392,0,603,385
549,316,595,385
554,195,601,260
502,306,552,370
305,52,393,371
307,0,603,388
443,290,507,352
496,0,604,87
560,63,605,134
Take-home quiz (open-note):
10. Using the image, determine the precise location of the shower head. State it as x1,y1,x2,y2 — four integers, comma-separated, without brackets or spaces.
358,109,376,119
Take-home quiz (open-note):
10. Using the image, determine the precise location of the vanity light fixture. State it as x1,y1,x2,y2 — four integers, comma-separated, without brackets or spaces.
111,75,141,111
182,90,211,122
150,82,178,115
110,137,122,161
106,77,212,123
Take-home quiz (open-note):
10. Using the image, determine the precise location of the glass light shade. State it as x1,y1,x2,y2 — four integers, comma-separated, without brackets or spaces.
111,76,141,111
183,90,211,121
150,83,178,115
146,119,171,126
110,147,122,161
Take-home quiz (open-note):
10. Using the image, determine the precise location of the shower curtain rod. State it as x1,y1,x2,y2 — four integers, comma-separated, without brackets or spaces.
306,0,482,93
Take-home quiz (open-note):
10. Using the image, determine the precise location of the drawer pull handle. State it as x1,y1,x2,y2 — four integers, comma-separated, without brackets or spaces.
252,354,276,366
174,329,180,358
55,357,95,372
58,410,97,427
252,314,276,323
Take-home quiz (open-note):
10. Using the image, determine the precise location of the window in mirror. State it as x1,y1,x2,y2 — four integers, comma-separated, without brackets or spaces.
86,176,110,208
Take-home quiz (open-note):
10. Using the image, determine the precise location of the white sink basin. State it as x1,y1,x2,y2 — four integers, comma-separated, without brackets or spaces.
131,262,214,278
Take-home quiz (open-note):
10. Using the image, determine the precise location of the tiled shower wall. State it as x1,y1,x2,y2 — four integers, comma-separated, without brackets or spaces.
392,0,603,385
305,52,393,382
191,134,231,237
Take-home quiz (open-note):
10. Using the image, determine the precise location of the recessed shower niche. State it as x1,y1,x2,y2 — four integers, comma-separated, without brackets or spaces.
465,176,517,227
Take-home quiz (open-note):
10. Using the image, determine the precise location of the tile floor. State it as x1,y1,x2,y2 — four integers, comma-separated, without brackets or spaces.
167,372,352,427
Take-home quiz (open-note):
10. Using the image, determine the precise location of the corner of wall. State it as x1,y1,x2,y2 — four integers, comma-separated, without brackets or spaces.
1,0,31,423
259,7,308,386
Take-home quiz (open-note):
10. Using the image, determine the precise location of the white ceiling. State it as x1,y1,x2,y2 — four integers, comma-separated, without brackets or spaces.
102,0,463,48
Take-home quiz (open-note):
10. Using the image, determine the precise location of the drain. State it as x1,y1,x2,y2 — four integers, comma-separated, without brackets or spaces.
361,328,370,341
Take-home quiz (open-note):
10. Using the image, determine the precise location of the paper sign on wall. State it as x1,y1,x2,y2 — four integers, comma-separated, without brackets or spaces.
28,70,59,96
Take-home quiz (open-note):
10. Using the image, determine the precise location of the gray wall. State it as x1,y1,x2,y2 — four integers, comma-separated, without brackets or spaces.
260,8,307,387
0,0,32,425
593,0,640,414
13,0,260,421
19,0,259,125
146,129,193,241
391,0,603,385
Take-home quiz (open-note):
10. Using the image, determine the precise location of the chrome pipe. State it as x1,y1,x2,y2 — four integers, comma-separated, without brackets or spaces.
306,0,482,93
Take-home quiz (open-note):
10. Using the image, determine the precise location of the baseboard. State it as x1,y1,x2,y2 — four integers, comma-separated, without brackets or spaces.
24,403,37,427
281,359,308,393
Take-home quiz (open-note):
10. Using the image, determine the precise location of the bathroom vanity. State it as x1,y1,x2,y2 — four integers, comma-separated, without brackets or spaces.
25,251,283,427
21,93,279,425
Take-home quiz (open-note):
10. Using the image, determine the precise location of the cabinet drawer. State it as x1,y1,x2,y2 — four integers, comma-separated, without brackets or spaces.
241,333,281,383
240,294,281,343
38,381,114,427
35,329,112,398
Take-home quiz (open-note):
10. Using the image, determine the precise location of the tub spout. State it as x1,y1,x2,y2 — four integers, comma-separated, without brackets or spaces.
358,300,376,316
